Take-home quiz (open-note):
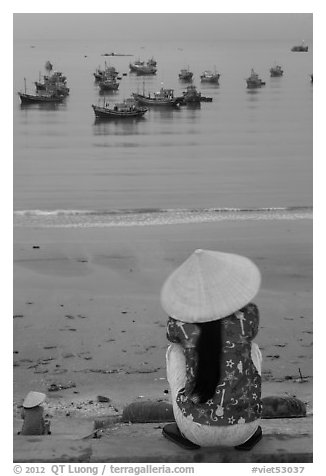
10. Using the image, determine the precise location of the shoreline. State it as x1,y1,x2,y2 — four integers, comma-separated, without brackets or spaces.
13,218,312,431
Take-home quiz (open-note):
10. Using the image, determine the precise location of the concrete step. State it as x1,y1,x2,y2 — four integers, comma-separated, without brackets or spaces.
14,417,312,463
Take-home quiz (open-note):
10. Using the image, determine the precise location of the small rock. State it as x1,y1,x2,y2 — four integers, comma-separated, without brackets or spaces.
163,389,169,394
97,395,111,403
32,246,40,249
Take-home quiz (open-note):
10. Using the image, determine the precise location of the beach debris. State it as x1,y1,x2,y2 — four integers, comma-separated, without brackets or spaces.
26,302,34,305
261,396,306,419
32,246,40,249
13,314,24,319
274,344,287,348
65,314,75,319
97,395,111,403
48,381,76,392
43,345,57,350
88,368,122,374
164,389,169,394
77,314,87,319
62,352,75,359
122,400,174,424
121,311,128,314
125,368,160,374
266,354,280,359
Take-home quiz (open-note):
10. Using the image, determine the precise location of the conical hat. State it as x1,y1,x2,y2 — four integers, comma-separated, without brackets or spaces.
23,391,46,408
160,249,261,323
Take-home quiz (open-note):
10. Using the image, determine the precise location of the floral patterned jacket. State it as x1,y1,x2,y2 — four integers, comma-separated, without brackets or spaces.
166,303,262,426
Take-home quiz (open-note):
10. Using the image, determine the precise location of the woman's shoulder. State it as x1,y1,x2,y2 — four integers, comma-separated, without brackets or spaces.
221,302,259,340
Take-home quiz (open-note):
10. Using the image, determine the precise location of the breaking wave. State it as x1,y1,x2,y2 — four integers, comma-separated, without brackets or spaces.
13,206,313,228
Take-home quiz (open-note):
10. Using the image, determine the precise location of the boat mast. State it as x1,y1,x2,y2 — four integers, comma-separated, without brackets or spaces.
24,77,26,94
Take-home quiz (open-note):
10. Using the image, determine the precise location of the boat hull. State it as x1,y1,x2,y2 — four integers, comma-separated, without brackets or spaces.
132,93,179,107
92,105,147,119
18,92,64,104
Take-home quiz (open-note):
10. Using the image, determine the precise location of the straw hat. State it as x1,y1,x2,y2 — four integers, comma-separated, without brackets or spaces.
23,391,46,408
160,249,261,323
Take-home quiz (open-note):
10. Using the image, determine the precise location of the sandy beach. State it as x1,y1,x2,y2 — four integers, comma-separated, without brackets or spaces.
13,218,313,433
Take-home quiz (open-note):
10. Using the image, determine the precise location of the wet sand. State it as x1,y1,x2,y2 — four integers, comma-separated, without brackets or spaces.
13,219,313,430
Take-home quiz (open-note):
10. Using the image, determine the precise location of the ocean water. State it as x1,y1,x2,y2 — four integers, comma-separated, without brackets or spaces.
13,38,313,227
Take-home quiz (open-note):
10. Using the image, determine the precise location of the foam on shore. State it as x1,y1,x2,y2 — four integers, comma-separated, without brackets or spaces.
14,206,312,228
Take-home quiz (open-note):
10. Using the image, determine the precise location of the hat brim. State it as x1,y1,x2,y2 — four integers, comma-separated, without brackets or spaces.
23,391,46,408
160,249,261,323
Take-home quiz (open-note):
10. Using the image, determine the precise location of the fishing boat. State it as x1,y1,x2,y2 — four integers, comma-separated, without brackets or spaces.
200,70,220,84
94,63,118,81
178,68,193,81
92,99,148,119
132,87,180,107
176,85,213,105
270,65,284,77
18,78,65,104
246,69,266,88
291,41,308,52
98,77,120,91
18,91,65,104
129,58,157,75
129,59,145,72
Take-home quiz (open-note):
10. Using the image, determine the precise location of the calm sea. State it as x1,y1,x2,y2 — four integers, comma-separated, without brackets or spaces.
13,38,313,227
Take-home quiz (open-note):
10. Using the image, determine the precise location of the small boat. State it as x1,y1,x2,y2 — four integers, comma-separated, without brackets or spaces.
92,99,148,119
129,58,157,75
18,78,65,104
98,78,120,91
178,68,193,81
246,69,266,88
18,91,65,104
132,87,180,107
94,63,118,81
176,85,213,105
135,64,157,75
129,59,145,72
200,70,220,84
291,41,308,52
270,65,284,77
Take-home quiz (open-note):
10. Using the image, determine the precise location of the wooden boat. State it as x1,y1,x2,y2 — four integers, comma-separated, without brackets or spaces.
129,60,145,72
132,87,180,107
270,65,284,77
129,58,157,75
176,85,213,105
178,68,193,81
18,78,65,104
200,70,220,84
98,78,120,91
94,63,118,81
92,100,148,119
291,41,308,52
135,65,157,75
246,69,266,88
18,91,65,104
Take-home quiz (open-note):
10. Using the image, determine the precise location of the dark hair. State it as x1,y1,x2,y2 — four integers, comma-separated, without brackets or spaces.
190,319,223,404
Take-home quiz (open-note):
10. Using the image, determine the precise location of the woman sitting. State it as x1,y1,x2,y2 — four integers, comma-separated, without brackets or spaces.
161,249,263,449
